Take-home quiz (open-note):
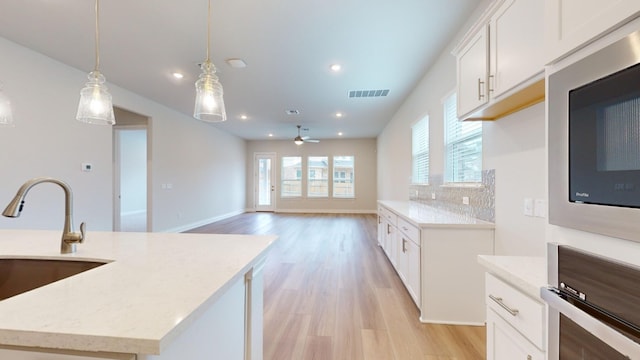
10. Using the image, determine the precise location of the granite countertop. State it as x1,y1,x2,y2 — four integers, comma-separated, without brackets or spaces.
378,200,495,229
0,229,277,355
478,255,547,299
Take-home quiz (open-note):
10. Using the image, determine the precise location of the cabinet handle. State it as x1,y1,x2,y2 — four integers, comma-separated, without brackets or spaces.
527,356,532,360
489,74,494,93
402,238,407,253
489,294,519,316
378,216,381,224
402,226,409,231
387,224,391,235
478,78,485,100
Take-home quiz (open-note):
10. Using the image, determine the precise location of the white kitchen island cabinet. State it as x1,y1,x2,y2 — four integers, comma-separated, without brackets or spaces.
378,201,495,325
0,230,276,359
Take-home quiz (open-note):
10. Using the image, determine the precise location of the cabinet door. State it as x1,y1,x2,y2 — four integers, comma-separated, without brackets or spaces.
490,0,543,98
487,309,545,360
545,0,640,63
388,225,397,268
457,25,489,117
406,239,420,306
397,236,409,284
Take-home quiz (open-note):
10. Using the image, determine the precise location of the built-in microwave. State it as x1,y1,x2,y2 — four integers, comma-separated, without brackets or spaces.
548,22,640,242
568,60,640,208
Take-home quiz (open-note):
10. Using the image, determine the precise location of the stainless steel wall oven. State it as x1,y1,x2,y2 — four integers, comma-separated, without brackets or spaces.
542,243,640,359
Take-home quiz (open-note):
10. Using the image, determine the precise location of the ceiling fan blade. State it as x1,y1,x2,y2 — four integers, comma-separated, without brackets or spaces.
305,139,320,143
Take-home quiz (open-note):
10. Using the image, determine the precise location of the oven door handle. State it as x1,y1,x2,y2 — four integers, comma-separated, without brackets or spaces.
541,287,640,358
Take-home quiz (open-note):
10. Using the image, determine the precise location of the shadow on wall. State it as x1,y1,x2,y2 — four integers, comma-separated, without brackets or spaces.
409,169,495,222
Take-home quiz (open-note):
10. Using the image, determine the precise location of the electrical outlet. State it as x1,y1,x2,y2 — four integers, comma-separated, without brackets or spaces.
431,193,436,200
462,196,469,205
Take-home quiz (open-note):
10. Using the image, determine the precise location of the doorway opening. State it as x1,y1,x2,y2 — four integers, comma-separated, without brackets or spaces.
113,107,150,232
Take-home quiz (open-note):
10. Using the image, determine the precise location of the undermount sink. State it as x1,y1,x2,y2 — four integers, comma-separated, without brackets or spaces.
0,258,106,301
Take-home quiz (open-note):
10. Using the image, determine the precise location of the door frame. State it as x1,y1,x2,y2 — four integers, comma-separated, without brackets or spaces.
254,152,277,212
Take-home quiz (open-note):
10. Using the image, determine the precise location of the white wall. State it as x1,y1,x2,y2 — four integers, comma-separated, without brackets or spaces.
0,36,246,233
377,0,547,256
246,139,377,213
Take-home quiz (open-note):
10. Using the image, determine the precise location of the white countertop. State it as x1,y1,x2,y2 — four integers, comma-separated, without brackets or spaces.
378,200,495,229
0,229,277,355
478,255,547,299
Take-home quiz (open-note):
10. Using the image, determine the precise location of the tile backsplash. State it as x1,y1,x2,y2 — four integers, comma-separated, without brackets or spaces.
409,169,495,222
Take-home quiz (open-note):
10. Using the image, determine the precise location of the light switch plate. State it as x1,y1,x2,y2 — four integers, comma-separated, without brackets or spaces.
524,198,534,216
534,199,546,218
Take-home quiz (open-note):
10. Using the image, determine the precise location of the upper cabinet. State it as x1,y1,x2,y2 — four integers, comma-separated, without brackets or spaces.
453,0,545,121
545,0,640,64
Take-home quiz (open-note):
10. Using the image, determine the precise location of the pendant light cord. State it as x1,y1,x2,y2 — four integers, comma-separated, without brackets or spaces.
206,0,211,63
95,0,100,71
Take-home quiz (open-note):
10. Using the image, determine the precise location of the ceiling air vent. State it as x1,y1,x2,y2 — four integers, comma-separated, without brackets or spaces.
348,89,390,98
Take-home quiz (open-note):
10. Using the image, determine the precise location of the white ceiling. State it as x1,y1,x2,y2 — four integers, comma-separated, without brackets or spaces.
0,0,479,141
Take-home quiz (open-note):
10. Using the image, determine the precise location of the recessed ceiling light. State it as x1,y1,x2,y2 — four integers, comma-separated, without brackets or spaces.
226,58,247,68
335,112,343,118
172,72,184,79
338,132,343,136
268,133,274,137
330,64,342,72
240,114,248,120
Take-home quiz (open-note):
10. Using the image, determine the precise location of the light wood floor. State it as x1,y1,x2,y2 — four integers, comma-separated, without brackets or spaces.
189,213,486,360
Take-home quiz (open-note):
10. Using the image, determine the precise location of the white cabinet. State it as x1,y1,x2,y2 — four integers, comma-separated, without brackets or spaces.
453,0,544,121
545,0,640,64
487,309,545,360
377,203,495,325
396,217,421,306
456,26,489,116
485,273,546,360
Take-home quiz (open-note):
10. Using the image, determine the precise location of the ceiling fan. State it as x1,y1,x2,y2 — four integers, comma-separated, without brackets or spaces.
294,125,319,145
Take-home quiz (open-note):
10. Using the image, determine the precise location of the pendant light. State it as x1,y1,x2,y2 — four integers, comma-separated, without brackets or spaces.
194,0,226,122
76,0,115,125
0,82,14,126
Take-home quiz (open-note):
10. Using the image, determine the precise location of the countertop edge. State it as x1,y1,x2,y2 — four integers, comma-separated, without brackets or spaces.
477,255,547,300
378,200,495,229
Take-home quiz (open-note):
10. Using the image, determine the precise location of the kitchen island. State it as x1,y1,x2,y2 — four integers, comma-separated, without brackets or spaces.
0,229,277,359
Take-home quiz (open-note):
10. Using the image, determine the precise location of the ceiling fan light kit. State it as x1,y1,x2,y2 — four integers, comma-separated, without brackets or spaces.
294,125,319,145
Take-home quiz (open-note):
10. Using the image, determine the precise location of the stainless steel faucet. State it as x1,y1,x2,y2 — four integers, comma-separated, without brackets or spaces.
3,177,86,254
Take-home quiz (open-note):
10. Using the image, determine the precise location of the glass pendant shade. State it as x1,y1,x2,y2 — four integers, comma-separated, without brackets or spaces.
194,61,226,122
0,84,14,127
76,70,115,125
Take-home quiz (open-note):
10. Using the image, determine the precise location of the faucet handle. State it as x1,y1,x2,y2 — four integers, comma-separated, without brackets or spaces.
79,222,86,243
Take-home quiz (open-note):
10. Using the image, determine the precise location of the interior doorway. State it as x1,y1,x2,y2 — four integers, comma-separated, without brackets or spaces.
113,107,150,232
254,152,276,212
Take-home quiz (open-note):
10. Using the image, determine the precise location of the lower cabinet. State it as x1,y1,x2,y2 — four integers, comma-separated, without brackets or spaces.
378,204,495,325
487,309,545,360
485,272,546,360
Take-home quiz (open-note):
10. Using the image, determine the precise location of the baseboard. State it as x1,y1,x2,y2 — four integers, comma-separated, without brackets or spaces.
274,208,377,214
161,209,246,233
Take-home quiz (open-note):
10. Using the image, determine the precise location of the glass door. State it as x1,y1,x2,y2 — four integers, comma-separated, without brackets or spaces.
255,153,276,211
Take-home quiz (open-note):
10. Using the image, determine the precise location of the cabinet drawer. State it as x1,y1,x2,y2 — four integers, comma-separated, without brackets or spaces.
485,273,545,349
380,207,397,226
397,217,420,246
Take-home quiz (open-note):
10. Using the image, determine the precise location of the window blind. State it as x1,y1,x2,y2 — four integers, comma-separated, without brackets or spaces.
412,116,429,184
444,93,482,183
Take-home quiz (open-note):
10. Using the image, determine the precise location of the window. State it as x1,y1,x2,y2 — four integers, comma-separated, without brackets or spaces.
412,116,429,184
281,156,302,197
308,156,328,197
444,92,482,183
333,156,355,198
